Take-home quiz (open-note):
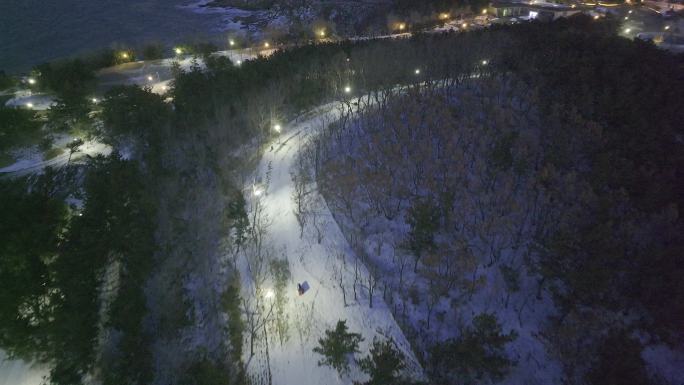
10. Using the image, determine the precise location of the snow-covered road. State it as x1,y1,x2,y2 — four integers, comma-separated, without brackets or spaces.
243,104,422,384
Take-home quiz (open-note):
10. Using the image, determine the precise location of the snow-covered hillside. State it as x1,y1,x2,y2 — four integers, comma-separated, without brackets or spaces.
239,103,423,385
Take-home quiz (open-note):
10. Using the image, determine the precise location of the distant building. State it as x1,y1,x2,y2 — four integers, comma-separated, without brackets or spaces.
490,1,582,22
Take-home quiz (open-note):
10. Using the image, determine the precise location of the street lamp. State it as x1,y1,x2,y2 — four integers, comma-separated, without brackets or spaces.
624,28,631,33
593,15,600,20
92,98,98,103
147,75,154,82
462,22,468,29
236,59,242,65
481,59,488,65
482,9,488,15
319,30,326,38
344,85,351,94
264,42,270,48
229,39,235,47
414,68,421,75
27,78,36,85
398,23,406,31
274,124,281,133
664,25,671,30
174,47,183,55
26,102,34,109
121,52,129,60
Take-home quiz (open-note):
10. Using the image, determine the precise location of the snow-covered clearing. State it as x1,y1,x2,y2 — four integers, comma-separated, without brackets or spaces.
0,134,111,176
240,103,423,385
0,350,47,385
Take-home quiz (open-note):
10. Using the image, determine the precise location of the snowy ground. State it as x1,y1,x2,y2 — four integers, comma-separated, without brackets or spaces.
0,351,47,385
240,103,423,385
0,134,111,176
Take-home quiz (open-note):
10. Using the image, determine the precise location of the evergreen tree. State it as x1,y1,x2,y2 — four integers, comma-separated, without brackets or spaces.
313,320,364,374
406,198,440,272
356,337,406,385
429,313,517,384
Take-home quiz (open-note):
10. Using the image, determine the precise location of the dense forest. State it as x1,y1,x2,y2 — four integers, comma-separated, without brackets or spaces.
1,15,682,385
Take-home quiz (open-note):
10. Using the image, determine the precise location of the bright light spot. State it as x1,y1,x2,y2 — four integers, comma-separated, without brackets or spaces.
571,4,576,8
264,289,275,299
264,42,270,48
175,47,182,55
481,59,488,65
462,22,468,28
665,25,671,30
624,16,629,20
92,98,98,103
229,39,235,46
253,187,262,197
28,78,36,85
147,75,153,81
26,102,34,108
78,213,83,217
344,86,351,94
398,23,406,30
121,52,129,59
274,124,281,133
161,85,168,91
236,60,242,65
530,11,539,19
414,68,421,75
482,9,488,14
593,15,600,20
628,10,633,14
624,28,631,33
319,30,326,37
439,13,450,20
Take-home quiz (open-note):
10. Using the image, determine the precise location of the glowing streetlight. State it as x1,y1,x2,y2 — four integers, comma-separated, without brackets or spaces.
624,16,629,20
161,85,168,91
439,13,450,20
481,59,488,65
147,75,154,82
174,47,182,55
628,10,633,14
664,25,671,30
482,9,488,15
273,124,281,133
398,23,406,31
229,39,235,47
121,52,129,59
236,60,242,65
264,42,270,48
344,85,351,94
414,68,421,75
593,15,600,20
264,288,275,299
253,185,263,197
462,22,468,29
27,78,36,85
319,30,326,37
624,28,631,33
92,97,98,103
26,102,34,108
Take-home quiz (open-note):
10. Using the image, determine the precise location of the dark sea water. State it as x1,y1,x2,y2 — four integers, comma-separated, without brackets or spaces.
0,0,228,73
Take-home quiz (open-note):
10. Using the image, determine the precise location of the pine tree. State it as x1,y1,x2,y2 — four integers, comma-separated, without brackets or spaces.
313,320,364,374
356,337,406,385
429,313,517,384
